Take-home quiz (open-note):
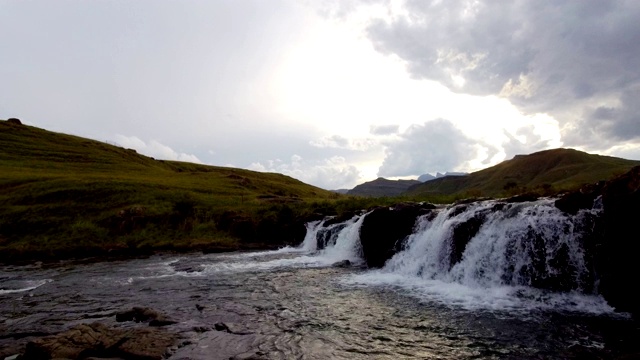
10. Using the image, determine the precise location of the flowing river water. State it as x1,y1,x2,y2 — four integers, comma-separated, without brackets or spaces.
2,200,640,359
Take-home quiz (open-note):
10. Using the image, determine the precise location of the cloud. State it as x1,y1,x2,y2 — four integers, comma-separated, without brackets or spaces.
114,135,202,163
249,155,361,190
502,125,558,160
604,143,640,161
378,119,484,177
370,124,399,135
309,135,378,151
365,1,640,148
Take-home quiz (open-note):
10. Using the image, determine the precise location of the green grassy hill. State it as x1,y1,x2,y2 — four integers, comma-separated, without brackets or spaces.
406,148,640,199
0,120,342,261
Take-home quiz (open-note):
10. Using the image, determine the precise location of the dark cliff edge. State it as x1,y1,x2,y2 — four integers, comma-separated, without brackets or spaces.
599,166,640,315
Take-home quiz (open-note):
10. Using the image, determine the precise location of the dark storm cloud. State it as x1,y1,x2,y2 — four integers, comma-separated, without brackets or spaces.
366,0,640,147
378,119,477,177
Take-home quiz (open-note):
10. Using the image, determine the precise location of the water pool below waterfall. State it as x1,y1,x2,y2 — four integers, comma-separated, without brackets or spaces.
1,248,639,359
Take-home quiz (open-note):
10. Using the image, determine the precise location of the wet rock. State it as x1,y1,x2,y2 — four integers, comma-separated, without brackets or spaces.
149,318,177,327
449,212,487,267
448,203,473,218
324,212,357,227
214,322,231,332
116,306,175,326
454,197,491,206
599,166,640,316
213,322,251,336
359,204,432,268
316,223,347,250
554,183,602,215
22,322,175,360
505,193,539,203
193,326,211,333
331,260,351,268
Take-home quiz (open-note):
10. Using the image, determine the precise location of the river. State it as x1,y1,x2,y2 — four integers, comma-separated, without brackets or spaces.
2,200,640,359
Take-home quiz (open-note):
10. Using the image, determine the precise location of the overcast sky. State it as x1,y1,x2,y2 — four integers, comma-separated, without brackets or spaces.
2,0,639,189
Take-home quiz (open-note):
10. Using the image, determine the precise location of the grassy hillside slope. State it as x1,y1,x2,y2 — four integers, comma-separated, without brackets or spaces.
0,120,342,261
407,148,640,199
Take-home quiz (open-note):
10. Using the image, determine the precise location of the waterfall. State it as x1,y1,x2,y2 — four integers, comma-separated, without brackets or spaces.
302,197,606,311
384,199,599,292
319,213,368,264
299,220,324,252
300,212,370,264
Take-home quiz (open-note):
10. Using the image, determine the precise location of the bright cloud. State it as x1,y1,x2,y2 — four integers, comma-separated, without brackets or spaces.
1,0,638,190
364,0,640,149
249,155,361,190
378,119,483,177
114,135,202,164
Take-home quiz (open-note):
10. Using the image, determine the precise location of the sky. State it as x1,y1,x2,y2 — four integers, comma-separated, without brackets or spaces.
2,0,640,190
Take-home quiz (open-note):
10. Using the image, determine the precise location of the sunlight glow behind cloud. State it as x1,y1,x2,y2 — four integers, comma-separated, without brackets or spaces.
1,0,638,189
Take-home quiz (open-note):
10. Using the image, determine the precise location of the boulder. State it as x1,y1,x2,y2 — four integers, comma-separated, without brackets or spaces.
599,166,640,315
316,223,347,250
359,204,432,268
22,322,175,360
116,306,176,326
449,212,487,267
331,259,352,268
213,322,251,335
554,182,603,215
504,193,539,203
6,118,22,125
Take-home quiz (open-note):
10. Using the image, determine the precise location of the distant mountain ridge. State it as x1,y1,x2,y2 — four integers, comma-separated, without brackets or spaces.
418,172,468,182
407,148,640,198
347,178,421,197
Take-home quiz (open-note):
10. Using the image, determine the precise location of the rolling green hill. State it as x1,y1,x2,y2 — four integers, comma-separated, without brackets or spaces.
4,119,638,262
0,120,342,261
406,148,640,199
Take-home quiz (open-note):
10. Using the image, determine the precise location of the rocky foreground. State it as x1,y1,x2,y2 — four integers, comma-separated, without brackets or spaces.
14,307,176,360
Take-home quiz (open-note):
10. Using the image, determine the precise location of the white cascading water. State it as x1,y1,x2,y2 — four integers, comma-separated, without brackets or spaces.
297,212,373,264
299,220,324,252
344,199,612,313
318,212,369,264
385,199,594,289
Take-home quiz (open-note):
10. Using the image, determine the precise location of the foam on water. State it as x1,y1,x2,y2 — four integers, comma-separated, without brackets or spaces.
343,270,616,315
0,279,52,294
339,199,617,314
315,213,368,265
216,245,307,260
121,215,369,281
113,199,616,316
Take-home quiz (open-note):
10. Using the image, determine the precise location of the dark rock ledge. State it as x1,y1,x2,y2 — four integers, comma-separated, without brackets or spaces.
21,322,176,360
18,307,180,360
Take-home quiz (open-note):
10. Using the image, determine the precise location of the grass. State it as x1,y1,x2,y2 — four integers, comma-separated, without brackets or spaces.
0,120,345,261
3,120,637,262
407,148,640,199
